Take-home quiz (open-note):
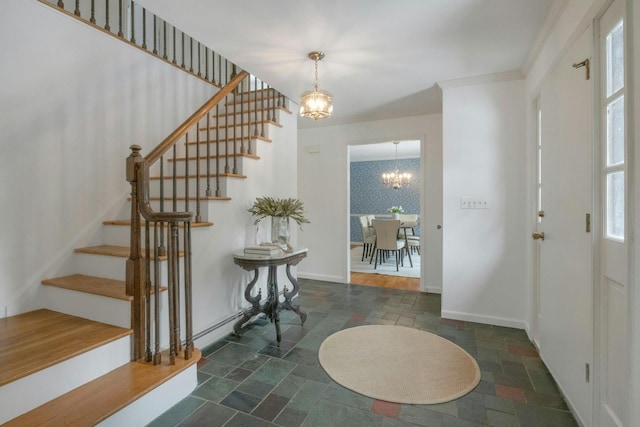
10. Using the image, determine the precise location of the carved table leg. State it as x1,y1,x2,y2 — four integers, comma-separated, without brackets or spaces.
281,263,307,325
233,268,263,337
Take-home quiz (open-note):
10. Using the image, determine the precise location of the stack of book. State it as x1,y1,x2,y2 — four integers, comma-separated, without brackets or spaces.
244,245,282,256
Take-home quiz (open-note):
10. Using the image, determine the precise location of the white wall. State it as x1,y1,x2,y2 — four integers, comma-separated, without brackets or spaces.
297,114,443,293
441,77,528,329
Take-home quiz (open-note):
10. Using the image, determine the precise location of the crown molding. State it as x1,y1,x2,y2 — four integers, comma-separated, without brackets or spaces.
521,0,570,75
437,70,524,91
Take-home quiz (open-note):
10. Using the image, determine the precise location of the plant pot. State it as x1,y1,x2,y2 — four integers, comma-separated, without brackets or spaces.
271,216,290,244
392,213,400,220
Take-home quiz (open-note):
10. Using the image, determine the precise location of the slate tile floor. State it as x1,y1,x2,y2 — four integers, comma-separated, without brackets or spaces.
149,279,578,427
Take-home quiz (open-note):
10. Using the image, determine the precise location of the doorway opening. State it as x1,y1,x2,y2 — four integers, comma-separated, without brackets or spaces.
347,140,422,291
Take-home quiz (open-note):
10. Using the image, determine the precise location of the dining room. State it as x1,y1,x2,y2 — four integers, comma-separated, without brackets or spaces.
348,140,422,290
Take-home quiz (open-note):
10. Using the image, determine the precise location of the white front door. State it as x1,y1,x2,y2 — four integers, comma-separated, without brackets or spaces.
535,25,594,424
596,0,628,425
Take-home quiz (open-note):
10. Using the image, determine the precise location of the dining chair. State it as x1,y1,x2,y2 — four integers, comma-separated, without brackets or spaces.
358,216,376,261
398,214,418,237
370,219,405,271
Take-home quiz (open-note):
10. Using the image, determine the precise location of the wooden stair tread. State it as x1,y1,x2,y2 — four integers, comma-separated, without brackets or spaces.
74,245,184,259
3,348,201,427
103,219,213,228
0,309,132,387
42,274,133,301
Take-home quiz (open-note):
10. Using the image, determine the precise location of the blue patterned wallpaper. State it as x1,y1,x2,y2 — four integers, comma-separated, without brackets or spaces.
350,158,421,242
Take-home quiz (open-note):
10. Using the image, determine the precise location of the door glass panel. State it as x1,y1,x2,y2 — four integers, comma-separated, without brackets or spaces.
606,96,624,166
606,21,624,97
606,171,624,240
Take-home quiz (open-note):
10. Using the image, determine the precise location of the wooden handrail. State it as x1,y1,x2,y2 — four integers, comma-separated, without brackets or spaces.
145,71,249,166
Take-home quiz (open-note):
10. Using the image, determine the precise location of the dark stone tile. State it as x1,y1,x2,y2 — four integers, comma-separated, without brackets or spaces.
235,378,274,399
514,403,579,427
177,401,236,427
501,360,529,378
148,396,204,427
191,375,239,402
211,342,262,366
224,411,272,427
473,380,496,395
240,353,270,371
523,389,569,410
251,393,289,421
220,390,263,413
398,405,444,426
291,363,332,383
493,371,534,390
283,346,320,367
225,367,253,382
274,407,308,427
272,374,307,399
322,382,373,411
201,340,229,357
250,357,297,385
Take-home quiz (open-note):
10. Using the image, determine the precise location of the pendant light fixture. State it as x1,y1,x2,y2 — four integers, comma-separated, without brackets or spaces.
299,51,333,120
382,141,412,189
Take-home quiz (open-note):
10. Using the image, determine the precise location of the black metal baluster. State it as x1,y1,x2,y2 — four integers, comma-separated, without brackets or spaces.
184,134,189,215
253,78,259,136
260,80,265,137
118,0,123,37
141,8,146,49
74,0,80,16
172,145,177,212
231,93,237,174
130,1,136,44
159,156,166,256
153,222,161,364
90,0,96,23
216,105,222,196
105,0,110,31
240,78,245,154
172,27,176,64
206,113,212,197
152,15,157,54
205,49,209,82
197,42,201,77
181,32,185,68
163,21,167,59
189,38,193,72
195,122,201,222
57,1,64,8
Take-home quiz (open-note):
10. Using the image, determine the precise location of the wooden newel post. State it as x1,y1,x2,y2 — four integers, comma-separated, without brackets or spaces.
126,145,146,361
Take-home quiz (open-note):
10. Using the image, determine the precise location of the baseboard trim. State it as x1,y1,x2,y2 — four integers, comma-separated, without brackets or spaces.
297,272,345,283
441,310,525,330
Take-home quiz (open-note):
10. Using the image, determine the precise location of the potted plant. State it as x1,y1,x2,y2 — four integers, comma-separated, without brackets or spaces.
248,197,310,245
388,205,404,220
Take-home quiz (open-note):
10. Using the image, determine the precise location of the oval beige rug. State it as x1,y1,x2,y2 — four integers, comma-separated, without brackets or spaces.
318,325,481,404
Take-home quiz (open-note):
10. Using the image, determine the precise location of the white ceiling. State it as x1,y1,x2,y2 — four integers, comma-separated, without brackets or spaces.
136,0,555,132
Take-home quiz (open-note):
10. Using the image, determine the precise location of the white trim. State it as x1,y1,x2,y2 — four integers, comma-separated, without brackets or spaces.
522,0,571,75
437,70,524,90
298,272,346,283
440,310,526,330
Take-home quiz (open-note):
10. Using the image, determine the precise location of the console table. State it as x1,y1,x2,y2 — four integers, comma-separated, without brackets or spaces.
233,248,308,345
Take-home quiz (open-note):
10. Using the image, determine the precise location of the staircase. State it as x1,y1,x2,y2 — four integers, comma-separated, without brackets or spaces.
0,80,292,424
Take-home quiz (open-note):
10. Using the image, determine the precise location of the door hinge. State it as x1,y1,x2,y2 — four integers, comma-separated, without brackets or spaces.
585,363,590,382
586,213,591,233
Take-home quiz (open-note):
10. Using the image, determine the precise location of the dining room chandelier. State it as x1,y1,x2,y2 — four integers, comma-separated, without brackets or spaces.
382,141,412,189
299,51,333,120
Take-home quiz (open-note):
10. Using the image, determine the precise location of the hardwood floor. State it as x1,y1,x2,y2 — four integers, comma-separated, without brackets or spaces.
349,243,420,291
349,272,420,291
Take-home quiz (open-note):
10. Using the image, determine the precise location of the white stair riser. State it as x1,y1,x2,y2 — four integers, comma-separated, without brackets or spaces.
97,364,197,427
148,177,229,199
72,253,170,285
194,124,270,141
168,157,245,177
0,336,131,425
102,223,200,248
43,286,132,328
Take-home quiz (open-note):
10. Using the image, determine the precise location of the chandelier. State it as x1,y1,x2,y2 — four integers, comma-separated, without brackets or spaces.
382,141,412,189
299,51,333,120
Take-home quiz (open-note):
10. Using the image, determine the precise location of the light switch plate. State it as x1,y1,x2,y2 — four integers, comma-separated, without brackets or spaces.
460,198,490,209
